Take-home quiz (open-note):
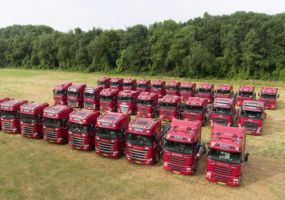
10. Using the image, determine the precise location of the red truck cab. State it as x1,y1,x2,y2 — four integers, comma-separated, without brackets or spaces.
122,78,137,91
95,112,130,158
215,84,235,100
181,97,208,124
20,102,49,138
237,100,266,135
97,77,111,88
137,92,159,118
126,118,169,165
165,81,181,96
210,98,236,127
237,85,256,106
137,79,151,92
110,78,123,90
151,80,166,98
53,82,72,105
43,105,73,144
180,82,196,102
159,95,181,121
163,119,204,175
67,83,86,108
0,97,10,130
84,86,103,110
99,88,119,112
68,109,100,150
0,99,28,134
118,90,140,114
206,125,248,187
196,83,214,103
259,87,279,109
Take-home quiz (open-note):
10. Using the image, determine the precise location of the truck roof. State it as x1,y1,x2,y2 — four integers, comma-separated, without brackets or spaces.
0,99,28,111
213,98,234,108
151,80,165,85
43,105,73,118
239,85,254,92
128,118,160,136
110,77,123,82
118,90,139,97
181,82,196,88
261,86,278,94
96,112,129,128
242,100,264,111
138,92,158,100
160,95,180,103
123,78,136,83
68,83,86,91
84,86,103,94
98,77,110,82
100,88,119,96
166,80,181,86
210,125,245,152
20,102,49,115
217,84,233,91
69,109,100,124
165,119,201,144
199,82,214,89
185,97,207,106
0,97,10,103
54,82,72,90
137,79,150,84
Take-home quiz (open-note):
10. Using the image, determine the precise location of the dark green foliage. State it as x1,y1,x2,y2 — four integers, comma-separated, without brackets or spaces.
0,12,284,79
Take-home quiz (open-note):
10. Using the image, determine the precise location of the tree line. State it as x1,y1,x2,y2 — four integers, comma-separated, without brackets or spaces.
0,12,285,80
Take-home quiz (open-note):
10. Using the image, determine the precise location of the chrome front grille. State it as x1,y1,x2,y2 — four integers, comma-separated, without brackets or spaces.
129,148,148,161
213,165,232,176
97,140,114,153
2,122,12,131
45,129,57,141
21,125,33,136
213,118,228,126
243,121,258,131
84,102,93,109
168,156,185,171
70,135,84,147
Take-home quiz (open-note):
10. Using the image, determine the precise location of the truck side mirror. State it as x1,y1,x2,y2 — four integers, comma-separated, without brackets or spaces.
258,93,260,97
278,94,280,98
244,153,249,162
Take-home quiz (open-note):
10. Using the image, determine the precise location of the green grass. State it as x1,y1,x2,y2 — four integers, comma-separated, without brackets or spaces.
0,68,285,200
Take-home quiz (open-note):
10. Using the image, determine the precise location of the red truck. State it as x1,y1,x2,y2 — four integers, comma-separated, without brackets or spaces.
237,85,256,106
84,86,103,110
118,90,140,114
95,112,130,158
0,99,28,134
206,125,248,187
136,79,151,92
151,80,166,98
258,87,279,109
163,119,205,175
97,77,111,88
196,83,214,103
20,102,49,138
181,97,209,125
137,92,159,118
214,84,235,100
99,88,119,112
126,118,169,165
0,97,10,130
237,100,266,135
43,105,73,144
210,98,236,127
122,78,137,91
53,82,72,105
110,77,123,90
159,95,181,122
165,81,181,96
180,82,196,102
67,83,86,108
68,109,100,150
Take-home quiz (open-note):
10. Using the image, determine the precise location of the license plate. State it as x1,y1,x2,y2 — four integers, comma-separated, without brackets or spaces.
103,153,108,157
217,181,226,185
173,171,180,174
135,161,141,164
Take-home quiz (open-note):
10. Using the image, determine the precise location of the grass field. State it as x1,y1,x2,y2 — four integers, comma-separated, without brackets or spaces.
0,68,285,200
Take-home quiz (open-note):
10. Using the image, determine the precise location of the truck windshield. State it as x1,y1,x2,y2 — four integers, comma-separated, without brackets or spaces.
20,114,38,123
67,91,78,97
164,140,193,154
198,88,211,93
213,107,232,115
217,89,230,94
184,105,203,113
241,110,262,119
208,148,241,164
138,99,153,105
152,84,162,89
1,111,17,119
159,102,177,109
138,84,146,88
97,81,106,86
110,82,120,86
261,93,276,99
118,96,133,102
126,133,154,146
100,95,114,101
84,92,95,98
96,127,121,139
166,86,178,90
123,83,133,87
180,87,192,92
53,90,65,95
43,118,61,128
239,91,252,97
69,123,89,133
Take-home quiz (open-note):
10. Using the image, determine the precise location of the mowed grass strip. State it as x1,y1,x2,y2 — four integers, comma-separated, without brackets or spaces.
0,68,285,200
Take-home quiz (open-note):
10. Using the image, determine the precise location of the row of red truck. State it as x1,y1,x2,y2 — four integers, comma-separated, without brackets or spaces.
0,98,247,187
